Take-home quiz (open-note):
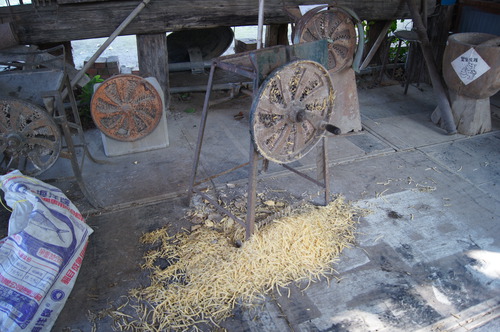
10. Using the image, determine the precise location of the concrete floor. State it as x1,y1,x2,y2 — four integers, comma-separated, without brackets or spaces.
33,77,500,331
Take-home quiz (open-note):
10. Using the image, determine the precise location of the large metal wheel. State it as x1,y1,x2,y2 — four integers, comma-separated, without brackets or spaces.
293,7,357,73
250,60,335,164
91,75,163,142
0,98,61,176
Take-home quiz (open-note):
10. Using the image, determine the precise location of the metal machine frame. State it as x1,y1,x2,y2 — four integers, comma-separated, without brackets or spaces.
0,45,104,207
187,40,339,239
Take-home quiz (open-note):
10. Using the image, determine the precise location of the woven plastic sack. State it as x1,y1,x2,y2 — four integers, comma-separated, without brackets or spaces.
0,170,93,331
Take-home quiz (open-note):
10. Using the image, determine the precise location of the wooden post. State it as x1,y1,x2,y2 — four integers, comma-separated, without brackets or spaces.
449,91,491,136
406,0,456,135
408,5,455,85
136,33,169,107
265,24,289,47
68,0,150,92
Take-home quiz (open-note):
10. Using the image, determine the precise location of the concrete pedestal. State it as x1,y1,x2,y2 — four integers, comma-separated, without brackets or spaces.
98,77,169,157
329,67,362,134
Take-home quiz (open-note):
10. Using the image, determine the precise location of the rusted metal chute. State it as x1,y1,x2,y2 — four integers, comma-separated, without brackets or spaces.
91,75,164,142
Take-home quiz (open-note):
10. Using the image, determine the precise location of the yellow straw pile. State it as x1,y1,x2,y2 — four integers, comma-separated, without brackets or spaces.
113,196,359,331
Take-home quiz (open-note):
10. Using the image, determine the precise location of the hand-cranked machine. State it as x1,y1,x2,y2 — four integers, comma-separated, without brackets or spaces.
0,45,104,207
187,2,363,239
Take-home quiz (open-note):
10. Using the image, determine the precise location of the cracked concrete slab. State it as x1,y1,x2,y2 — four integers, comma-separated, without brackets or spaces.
3,82,498,332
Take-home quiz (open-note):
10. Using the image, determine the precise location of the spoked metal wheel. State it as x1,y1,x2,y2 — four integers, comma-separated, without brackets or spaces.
91,74,163,142
250,60,335,164
293,6,357,73
0,98,61,176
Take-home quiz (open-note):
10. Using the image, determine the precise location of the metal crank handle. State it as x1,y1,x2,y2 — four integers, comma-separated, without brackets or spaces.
293,109,341,135
320,122,341,135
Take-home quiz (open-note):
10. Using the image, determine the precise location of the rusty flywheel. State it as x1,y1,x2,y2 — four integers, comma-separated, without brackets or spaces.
293,6,357,73
250,60,335,164
0,98,62,175
91,74,163,142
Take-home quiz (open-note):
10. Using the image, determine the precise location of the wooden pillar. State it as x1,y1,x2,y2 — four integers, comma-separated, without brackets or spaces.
406,0,457,134
409,5,455,85
428,5,455,74
136,33,169,107
265,24,289,47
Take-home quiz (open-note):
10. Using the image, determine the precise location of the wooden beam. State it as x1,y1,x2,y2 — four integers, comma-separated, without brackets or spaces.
69,0,150,91
0,0,436,45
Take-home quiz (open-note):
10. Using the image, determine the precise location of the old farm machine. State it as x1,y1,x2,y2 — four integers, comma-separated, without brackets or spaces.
187,2,364,239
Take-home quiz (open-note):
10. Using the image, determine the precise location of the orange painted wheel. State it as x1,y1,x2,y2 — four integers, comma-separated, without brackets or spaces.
91,75,163,142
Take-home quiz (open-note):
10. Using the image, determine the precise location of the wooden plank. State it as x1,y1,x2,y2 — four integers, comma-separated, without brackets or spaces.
0,0,436,44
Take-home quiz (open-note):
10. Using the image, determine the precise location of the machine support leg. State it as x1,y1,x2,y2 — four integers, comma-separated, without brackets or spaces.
246,142,259,239
322,136,330,205
55,93,101,208
187,63,217,205
64,75,102,165
316,136,330,205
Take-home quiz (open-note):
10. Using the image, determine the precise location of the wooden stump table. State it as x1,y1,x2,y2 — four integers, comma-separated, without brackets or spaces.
432,33,500,136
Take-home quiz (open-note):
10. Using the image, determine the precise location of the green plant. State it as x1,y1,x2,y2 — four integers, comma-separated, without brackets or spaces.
76,75,104,128
79,74,104,105
361,20,375,43
389,19,409,64
362,19,409,64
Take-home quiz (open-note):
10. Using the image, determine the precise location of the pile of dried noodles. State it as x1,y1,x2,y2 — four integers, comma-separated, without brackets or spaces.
113,196,359,331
